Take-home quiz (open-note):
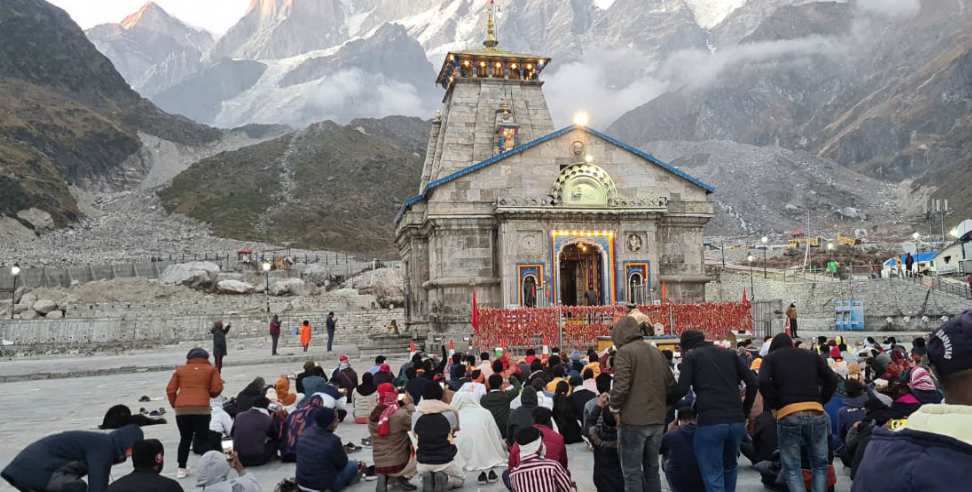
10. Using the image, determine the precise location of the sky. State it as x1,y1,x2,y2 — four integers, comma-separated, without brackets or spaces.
47,0,251,34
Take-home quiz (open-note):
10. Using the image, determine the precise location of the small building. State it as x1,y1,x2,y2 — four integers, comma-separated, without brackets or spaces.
933,231,972,274
395,7,715,336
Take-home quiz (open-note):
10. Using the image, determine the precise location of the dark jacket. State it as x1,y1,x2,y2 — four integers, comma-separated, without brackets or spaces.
296,426,348,492
211,325,229,357
269,319,281,337
661,424,705,492
507,388,538,444
480,379,521,440
553,394,584,444
414,412,458,465
670,343,757,426
2,426,143,492
758,337,838,411
836,395,868,450
235,383,266,414
405,376,432,404
232,408,276,461
750,410,778,464
106,470,184,492
608,316,676,425
570,388,596,421
852,427,972,492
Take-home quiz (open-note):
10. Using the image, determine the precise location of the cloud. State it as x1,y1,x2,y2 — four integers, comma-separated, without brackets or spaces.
544,47,668,127
856,0,921,18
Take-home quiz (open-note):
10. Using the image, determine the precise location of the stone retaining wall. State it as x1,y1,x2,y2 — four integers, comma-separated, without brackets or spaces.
707,273,972,331
0,308,404,357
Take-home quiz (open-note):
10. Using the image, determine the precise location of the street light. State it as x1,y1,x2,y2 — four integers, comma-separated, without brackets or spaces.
949,228,960,239
261,261,272,315
9,264,20,320
912,232,921,254
747,254,755,301
760,236,769,278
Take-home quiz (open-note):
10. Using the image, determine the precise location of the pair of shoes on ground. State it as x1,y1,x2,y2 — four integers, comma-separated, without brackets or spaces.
421,471,450,492
476,470,499,485
344,442,362,453
376,474,418,491
139,407,166,417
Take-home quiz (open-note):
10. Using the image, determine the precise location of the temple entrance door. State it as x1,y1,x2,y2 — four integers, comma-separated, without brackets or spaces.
559,242,604,306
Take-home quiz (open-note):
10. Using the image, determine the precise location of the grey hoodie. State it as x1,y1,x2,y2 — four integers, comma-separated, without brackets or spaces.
195,451,262,492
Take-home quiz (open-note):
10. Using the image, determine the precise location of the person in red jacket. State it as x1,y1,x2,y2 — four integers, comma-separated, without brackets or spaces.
269,314,281,356
166,347,224,479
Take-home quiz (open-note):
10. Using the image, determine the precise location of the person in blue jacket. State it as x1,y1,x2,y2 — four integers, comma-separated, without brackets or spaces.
660,406,705,492
2,425,143,492
296,407,362,492
853,310,972,492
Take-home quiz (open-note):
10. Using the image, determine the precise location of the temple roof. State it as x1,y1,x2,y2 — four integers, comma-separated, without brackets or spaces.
395,124,716,224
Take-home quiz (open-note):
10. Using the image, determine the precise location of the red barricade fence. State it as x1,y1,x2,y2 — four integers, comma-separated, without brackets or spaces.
473,302,752,351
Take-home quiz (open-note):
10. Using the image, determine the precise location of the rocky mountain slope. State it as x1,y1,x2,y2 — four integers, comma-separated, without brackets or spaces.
0,0,284,241
159,116,428,255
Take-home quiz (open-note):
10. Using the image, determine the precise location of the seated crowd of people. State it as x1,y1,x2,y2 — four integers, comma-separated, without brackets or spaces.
3,309,972,492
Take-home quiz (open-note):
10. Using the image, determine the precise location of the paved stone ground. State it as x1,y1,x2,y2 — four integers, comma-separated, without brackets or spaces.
0,350,857,492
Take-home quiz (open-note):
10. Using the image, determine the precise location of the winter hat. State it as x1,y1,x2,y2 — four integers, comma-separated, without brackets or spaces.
680,330,706,351
314,406,337,429
187,347,209,360
830,346,843,360
927,310,972,379
422,381,444,401
339,354,350,362
909,366,937,392
379,363,392,373
132,438,164,470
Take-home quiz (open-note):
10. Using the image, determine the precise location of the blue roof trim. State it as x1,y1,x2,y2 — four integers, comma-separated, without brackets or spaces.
395,124,715,224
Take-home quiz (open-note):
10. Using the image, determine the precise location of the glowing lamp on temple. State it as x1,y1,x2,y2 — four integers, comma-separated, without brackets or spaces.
584,154,594,163
573,111,590,127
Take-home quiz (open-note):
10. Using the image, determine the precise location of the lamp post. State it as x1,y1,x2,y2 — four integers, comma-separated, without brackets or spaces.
9,264,20,319
747,254,755,301
760,236,769,278
912,232,921,254
261,260,272,316
826,242,835,279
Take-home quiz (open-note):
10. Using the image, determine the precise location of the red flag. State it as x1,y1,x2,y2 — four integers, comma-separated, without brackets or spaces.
471,291,479,330
742,288,749,305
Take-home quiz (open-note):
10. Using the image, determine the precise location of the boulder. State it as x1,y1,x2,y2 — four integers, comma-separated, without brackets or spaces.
32,299,58,315
217,280,255,295
12,303,30,315
20,310,39,320
16,208,55,233
270,278,315,297
0,216,36,242
215,272,244,283
160,261,221,286
301,264,336,286
345,267,404,308
45,310,64,319
19,292,37,308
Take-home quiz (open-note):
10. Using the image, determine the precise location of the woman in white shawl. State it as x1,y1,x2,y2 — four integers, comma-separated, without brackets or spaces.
450,390,507,484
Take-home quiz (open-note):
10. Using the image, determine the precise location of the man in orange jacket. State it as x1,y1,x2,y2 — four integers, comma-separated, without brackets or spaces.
300,320,313,352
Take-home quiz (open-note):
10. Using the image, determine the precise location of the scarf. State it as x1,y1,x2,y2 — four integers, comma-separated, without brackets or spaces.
376,383,399,437
282,395,322,459
519,437,543,461
909,366,937,392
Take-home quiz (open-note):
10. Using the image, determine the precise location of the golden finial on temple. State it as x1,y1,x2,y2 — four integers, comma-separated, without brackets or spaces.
483,0,498,49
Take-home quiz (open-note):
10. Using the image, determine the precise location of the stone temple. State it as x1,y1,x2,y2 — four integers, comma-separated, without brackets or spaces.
395,7,715,337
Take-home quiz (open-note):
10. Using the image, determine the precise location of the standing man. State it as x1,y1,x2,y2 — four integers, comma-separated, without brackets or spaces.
608,316,676,492
326,312,337,352
785,303,799,339
758,333,838,492
269,315,281,356
905,252,915,278
210,321,230,373
670,330,757,492
300,320,312,353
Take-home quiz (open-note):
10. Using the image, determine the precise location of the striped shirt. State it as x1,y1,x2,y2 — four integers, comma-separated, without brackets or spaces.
508,454,576,492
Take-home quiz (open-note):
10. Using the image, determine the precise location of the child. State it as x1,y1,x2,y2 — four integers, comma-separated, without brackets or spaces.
660,407,704,492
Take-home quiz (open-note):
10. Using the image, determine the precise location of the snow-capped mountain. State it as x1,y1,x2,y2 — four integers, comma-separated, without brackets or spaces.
86,2,213,96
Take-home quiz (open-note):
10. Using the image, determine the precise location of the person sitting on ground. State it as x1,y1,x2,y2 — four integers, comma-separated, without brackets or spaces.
451,390,506,485
447,364,468,391
332,355,359,404
570,372,596,420
587,393,622,492
297,407,364,492
509,407,568,470
583,351,602,378
106,438,183,492
194,450,261,492
908,365,943,404
481,373,522,441
274,375,298,407
236,377,268,414
370,384,417,491
232,397,279,466
456,369,488,400
545,365,568,394
98,404,166,429
413,383,464,490
369,355,387,375
508,386,539,446
583,373,614,437
296,361,320,394
552,381,584,444
836,379,867,465
280,393,323,463
506,427,577,492
478,352,494,379
206,396,234,454
374,362,395,387
353,372,379,424
660,406,705,492
2,425,142,492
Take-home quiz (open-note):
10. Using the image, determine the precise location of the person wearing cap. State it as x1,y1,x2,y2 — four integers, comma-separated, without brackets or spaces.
669,330,756,492
505,427,576,492
758,333,837,492
106,439,183,492
297,407,363,492
165,347,224,479
2,425,143,492
852,310,972,492
607,315,675,492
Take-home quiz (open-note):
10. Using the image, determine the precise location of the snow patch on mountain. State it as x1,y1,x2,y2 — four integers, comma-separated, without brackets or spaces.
685,0,748,28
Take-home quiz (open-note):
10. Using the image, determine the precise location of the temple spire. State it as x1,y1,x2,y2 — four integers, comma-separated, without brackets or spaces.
483,0,498,49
